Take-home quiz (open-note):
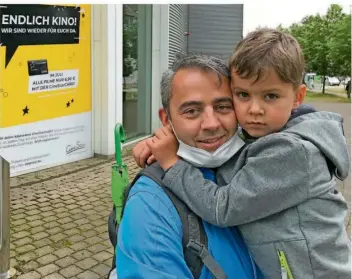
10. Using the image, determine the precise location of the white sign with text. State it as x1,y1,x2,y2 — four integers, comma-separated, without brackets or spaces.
0,112,92,176
28,69,79,93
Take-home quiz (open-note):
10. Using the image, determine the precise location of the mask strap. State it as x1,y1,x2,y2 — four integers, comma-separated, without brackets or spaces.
166,113,181,142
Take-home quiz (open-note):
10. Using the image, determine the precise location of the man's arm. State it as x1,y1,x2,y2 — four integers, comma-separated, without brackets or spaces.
116,178,194,279
163,134,310,227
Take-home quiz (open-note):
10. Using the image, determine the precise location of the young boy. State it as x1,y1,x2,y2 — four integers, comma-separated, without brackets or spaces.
135,28,351,278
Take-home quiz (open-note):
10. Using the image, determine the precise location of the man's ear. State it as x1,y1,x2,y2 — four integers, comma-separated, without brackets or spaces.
158,108,170,127
293,84,306,109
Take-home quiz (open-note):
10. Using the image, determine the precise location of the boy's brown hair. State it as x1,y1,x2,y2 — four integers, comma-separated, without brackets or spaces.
229,28,305,88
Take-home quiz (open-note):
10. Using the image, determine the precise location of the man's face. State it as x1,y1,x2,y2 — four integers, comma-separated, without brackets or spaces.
231,68,306,137
160,68,237,153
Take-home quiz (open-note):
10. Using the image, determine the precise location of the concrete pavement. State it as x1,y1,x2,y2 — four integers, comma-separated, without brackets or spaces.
10,156,141,279
7,101,351,278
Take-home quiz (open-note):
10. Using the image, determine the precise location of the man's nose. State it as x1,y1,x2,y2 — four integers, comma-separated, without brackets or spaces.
201,109,221,131
248,100,264,115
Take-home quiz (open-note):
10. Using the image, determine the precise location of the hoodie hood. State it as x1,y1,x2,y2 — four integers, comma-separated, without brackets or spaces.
283,110,350,180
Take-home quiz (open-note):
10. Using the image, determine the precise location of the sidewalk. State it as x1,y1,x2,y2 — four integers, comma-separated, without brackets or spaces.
313,90,350,99
10,156,141,279
8,101,351,278
309,86,350,99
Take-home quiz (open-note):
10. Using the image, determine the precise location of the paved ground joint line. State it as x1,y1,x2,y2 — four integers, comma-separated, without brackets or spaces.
11,160,113,189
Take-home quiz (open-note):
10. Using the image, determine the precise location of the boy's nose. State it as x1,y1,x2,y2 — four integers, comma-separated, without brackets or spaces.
248,101,264,115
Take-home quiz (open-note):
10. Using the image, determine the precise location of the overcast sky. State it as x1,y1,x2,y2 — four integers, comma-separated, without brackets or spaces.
242,1,351,36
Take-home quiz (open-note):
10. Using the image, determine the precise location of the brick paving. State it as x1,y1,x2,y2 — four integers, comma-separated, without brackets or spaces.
9,156,141,279
6,101,351,278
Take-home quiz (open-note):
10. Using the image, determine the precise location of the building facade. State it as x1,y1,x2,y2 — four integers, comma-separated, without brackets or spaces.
0,4,243,176
95,3,243,152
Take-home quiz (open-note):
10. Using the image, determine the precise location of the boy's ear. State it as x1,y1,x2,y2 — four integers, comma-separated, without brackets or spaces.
293,84,306,109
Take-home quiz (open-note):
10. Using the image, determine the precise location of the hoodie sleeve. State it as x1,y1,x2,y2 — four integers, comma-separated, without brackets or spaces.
162,133,310,227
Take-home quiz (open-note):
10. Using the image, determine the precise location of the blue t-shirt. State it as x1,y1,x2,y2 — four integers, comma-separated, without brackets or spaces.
116,168,262,278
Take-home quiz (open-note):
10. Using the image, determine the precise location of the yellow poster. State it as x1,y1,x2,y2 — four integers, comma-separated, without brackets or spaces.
0,4,92,176
0,4,91,127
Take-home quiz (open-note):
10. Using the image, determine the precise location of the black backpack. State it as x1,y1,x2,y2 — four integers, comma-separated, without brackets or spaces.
107,162,227,279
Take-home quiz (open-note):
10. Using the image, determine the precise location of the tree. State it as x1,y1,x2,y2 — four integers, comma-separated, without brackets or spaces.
327,13,351,76
123,5,138,87
277,4,351,94
276,24,289,33
302,14,330,93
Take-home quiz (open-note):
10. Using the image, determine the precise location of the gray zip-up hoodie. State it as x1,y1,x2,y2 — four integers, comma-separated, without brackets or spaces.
163,110,351,279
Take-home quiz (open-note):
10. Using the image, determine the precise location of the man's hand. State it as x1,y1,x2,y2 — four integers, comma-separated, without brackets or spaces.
146,126,180,170
132,139,156,168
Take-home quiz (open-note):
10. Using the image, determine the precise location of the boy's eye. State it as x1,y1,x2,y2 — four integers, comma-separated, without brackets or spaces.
264,93,279,100
237,92,249,99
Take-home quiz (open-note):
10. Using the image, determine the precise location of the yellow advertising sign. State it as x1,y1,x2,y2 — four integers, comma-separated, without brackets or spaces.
0,4,92,176
0,4,91,127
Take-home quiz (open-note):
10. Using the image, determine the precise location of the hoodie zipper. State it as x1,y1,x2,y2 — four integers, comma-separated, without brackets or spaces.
277,249,294,279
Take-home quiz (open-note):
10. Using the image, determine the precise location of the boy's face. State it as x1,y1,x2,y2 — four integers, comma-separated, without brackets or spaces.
231,68,306,138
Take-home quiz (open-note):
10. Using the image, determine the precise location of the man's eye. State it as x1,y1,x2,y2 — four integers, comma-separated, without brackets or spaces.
216,105,233,112
184,109,200,117
264,94,279,100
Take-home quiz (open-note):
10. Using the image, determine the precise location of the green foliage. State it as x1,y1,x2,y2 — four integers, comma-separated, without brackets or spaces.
123,5,138,78
328,13,351,76
277,4,351,93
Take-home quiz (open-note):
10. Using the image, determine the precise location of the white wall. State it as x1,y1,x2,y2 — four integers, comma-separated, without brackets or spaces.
92,4,122,156
151,4,170,132
92,4,170,156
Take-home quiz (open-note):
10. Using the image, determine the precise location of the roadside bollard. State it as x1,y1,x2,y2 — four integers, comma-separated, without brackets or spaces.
0,157,10,279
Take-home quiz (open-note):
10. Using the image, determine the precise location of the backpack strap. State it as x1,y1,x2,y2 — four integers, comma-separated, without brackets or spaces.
108,166,149,261
119,166,155,219
186,238,228,279
116,162,227,279
163,186,227,279
162,186,205,278
142,163,227,279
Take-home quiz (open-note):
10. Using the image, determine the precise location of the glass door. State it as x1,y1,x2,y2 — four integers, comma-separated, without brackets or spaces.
122,4,152,140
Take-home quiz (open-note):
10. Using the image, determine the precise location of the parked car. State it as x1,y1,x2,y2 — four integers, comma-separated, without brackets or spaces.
325,77,340,86
343,77,351,85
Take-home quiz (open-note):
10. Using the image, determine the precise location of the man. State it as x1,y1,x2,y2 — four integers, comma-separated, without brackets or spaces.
346,79,351,99
116,54,261,278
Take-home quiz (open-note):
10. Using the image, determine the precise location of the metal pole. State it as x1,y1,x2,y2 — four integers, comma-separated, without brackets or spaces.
0,157,10,279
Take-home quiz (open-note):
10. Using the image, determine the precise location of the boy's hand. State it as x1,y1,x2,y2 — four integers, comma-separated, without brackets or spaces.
132,139,156,168
146,126,180,170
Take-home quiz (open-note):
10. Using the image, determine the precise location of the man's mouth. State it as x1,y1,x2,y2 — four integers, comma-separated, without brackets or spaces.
196,135,226,152
199,136,224,144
